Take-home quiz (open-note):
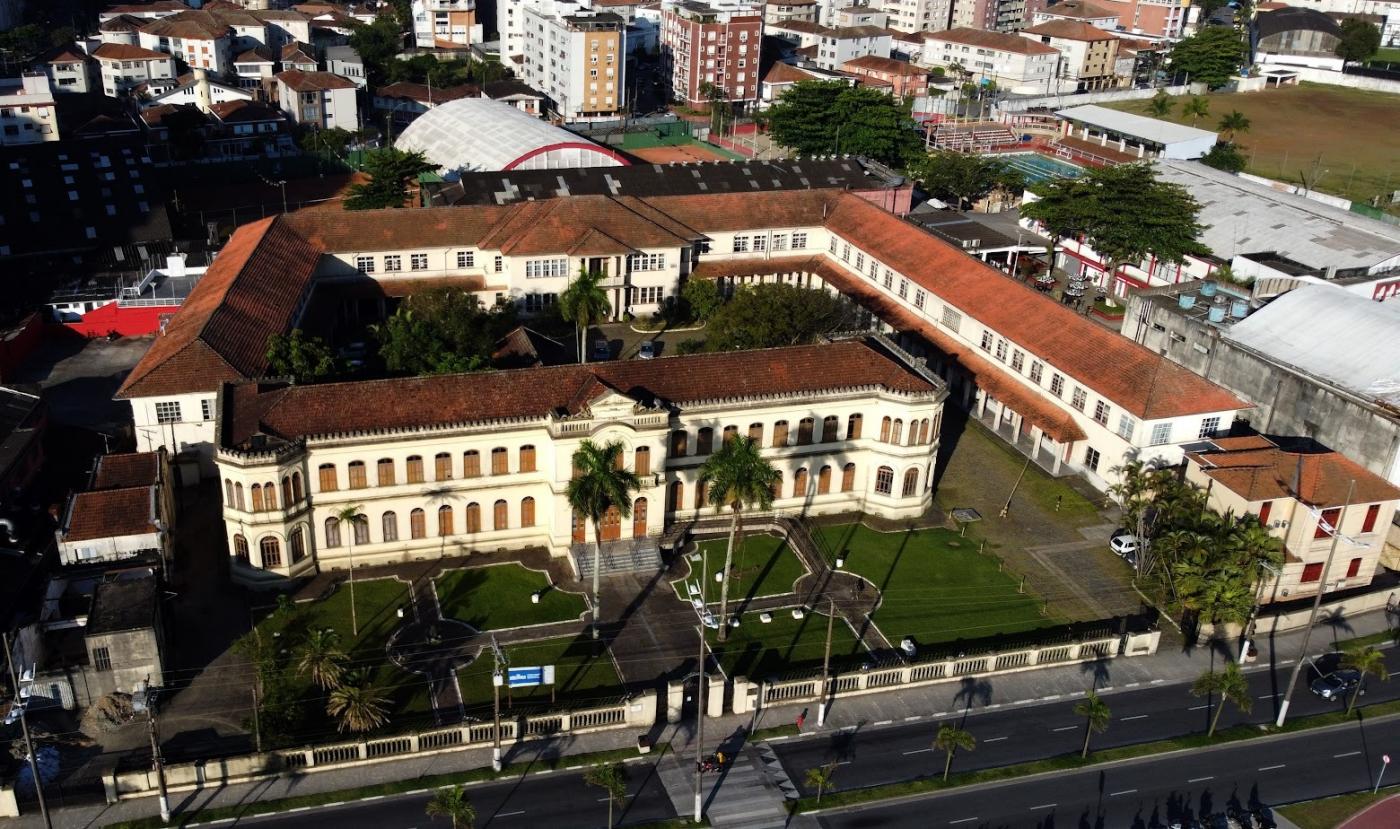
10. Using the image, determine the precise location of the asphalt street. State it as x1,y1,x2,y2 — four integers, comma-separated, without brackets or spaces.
775,647,1400,794
815,714,1400,828
232,763,677,828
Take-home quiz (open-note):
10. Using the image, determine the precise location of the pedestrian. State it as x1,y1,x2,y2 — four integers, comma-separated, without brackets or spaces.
796,711,806,730
1055,495,1062,513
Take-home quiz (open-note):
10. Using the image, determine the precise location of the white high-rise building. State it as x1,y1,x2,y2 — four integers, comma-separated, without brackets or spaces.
512,0,628,122
412,0,484,48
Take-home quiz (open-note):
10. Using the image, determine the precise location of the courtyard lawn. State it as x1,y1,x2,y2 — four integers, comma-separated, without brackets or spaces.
673,533,809,608
1103,85,1400,213
707,610,866,680
437,563,587,631
457,635,624,711
816,524,1063,646
940,421,1100,522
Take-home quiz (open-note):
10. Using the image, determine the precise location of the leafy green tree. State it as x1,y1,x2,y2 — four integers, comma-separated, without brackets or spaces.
699,436,779,640
300,127,356,158
1146,91,1174,118
1074,691,1111,758
682,278,723,321
349,17,404,86
1216,110,1250,142
764,80,845,156
566,440,641,638
1191,662,1250,737
559,266,612,364
0,24,46,61
1200,142,1247,173
765,81,919,166
1168,27,1247,89
703,283,856,351
908,151,1021,210
297,628,348,691
345,147,434,210
1340,645,1390,715
425,786,476,828
934,724,975,781
371,288,516,375
806,762,838,803
584,763,627,828
326,671,389,733
1336,19,1382,67
266,329,339,383
1182,96,1210,127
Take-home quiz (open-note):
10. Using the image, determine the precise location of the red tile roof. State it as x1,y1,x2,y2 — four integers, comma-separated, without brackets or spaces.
1022,19,1117,40
761,62,823,86
280,41,317,64
235,46,275,63
842,55,928,75
100,13,147,31
210,99,284,123
64,487,156,542
224,340,940,445
42,45,89,63
140,10,232,40
94,452,159,490
1187,437,1400,508
93,42,171,61
928,26,1059,55
276,69,357,91
1036,0,1119,19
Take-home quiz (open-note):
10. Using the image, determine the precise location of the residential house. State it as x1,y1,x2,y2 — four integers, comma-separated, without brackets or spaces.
137,11,236,75
56,450,173,567
274,69,358,128
1031,0,1120,29
325,44,366,88
841,54,930,97
1091,0,1188,38
813,25,892,71
764,0,819,25
93,43,178,99
233,45,277,88
759,60,850,107
374,81,478,129
483,79,545,114
413,0,485,48
1020,19,1124,91
145,70,254,108
660,0,764,108
279,41,319,71
99,1,189,23
870,0,954,33
831,5,889,26
40,45,95,94
0,73,59,145
98,14,148,46
922,26,1058,94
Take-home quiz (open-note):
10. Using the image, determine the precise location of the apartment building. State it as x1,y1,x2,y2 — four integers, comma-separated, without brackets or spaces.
1094,0,1189,37
41,45,95,94
274,69,359,129
93,43,178,98
412,0,484,48
1020,18,1123,91
871,0,954,33
922,26,1057,93
660,0,764,108
813,25,893,70
0,73,59,145
137,11,236,75
764,0,820,25
1030,0,1120,29
518,1,628,122
841,54,931,97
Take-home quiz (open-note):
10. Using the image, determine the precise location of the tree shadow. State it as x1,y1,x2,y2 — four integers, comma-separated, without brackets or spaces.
1080,656,1113,691
1320,606,1353,648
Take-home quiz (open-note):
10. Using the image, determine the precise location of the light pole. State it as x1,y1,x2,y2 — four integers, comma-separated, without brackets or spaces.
1239,559,1280,666
1376,754,1391,793
3,633,51,829
816,597,835,727
490,634,505,772
692,624,705,823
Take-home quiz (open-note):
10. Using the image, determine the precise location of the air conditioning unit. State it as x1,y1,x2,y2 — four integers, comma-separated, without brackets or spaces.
1272,520,1289,529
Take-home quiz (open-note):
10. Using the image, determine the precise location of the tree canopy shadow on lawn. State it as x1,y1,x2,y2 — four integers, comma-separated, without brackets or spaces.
435,563,587,631
708,611,866,680
457,632,625,716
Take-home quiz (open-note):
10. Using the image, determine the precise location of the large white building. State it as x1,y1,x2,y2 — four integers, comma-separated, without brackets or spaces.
0,73,58,145
93,43,178,99
921,26,1059,94
413,0,485,48
517,0,628,121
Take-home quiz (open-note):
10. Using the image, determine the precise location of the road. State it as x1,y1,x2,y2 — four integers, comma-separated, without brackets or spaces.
775,648,1400,794
815,714,1400,828
233,763,677,828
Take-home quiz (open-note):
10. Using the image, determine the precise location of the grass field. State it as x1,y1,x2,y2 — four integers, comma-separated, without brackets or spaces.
815,524,1064,645
707,610,866,679
674,533,809,608
1276,787,1400,829
1370,47,1400,64
436,563,586,631
1104,84,1400,212
456,634,623,710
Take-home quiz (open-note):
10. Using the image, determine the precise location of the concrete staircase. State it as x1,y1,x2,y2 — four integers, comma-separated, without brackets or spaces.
570,538,662,580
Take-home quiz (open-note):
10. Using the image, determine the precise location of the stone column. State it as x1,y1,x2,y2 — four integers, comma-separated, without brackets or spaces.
666,679,685,724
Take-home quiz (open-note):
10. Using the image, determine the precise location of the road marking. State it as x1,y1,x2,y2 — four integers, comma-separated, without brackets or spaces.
905,715,922,722
875,719,893,726
1188,776,1214,783
1259,764,1286,772
984,736,1009,743
362,796,384,801
1053,725,1078,732
1150,679,1165,684
497,810,527,818
1042,695,1061,701
1258,694,1275,700
950,818,979,825
986,704,1001,709
1335,751,1362,758
1188,704,1210,711
1120,714,1148,721
1029,803,1057,810
1125,682,1141,688
1109,789,1137,797
288,807,311,813
902,748,933,755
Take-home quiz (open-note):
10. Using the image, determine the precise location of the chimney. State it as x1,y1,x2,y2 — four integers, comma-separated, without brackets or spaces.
193,67,213,115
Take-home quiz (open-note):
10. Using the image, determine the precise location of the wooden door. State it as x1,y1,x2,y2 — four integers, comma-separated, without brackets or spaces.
572,511,586,543
601,505,622,541
632,498,647,538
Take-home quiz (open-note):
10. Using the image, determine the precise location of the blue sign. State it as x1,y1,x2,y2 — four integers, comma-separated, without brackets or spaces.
507,666,555,688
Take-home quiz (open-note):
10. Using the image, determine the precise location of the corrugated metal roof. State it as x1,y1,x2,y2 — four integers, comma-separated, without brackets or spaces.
1055,105,1218,147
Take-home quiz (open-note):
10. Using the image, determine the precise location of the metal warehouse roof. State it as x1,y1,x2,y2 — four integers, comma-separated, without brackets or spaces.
1055,104,1218,147
394,98,625,174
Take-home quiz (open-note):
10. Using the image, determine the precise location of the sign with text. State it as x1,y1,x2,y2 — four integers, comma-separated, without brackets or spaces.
507,665,556,688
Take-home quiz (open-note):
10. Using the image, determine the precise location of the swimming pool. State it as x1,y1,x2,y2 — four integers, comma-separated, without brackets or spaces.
998,153,1085,183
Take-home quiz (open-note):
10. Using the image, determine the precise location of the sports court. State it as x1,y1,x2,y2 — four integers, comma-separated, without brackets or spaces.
616,119,745,164
627,143,733,163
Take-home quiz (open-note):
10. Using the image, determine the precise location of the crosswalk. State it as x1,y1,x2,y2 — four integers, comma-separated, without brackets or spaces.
656,743,797,829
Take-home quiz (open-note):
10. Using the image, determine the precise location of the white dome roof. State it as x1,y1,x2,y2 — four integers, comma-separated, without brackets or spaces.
394,98,626,175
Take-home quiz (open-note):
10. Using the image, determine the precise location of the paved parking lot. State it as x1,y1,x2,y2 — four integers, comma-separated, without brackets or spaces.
13,333,148,434
589,321,706,361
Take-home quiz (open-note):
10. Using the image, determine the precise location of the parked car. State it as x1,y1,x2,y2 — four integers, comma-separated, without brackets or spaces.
1310,667,1363,701
638,340,657,359
1110,533,1140,558
592,339,611,360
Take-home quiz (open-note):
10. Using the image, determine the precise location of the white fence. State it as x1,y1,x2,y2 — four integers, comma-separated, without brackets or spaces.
997,84,1205,114
1282,66,1400,94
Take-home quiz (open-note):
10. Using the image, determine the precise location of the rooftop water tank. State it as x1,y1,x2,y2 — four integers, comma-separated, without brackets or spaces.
1208,305,1226,323
1200,280,1219,297
1178,294,1196,309
1230,300,1248,319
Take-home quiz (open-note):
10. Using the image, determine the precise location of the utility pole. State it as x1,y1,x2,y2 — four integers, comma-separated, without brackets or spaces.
693,624,706,824
1277,480,1355,727
817,597,835,727
3,632,51,829
145,682,171,823
490,634,505,772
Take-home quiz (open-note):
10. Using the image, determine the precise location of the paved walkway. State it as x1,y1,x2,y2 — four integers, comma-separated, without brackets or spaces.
1339,792,1400,829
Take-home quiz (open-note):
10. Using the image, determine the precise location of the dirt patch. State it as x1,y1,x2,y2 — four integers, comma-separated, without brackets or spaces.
627,143,731,163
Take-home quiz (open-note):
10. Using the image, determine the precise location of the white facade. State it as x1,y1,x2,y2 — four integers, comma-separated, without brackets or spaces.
517,0,628,121
326,46,367,88
814,27,892,70
922,29,1058,93
44,52,95,94
95,47,178,98
146,76,253,109
0,73,59,145
871,0,952,33
137,29,234,75
276,73,359,129
413,0,485,47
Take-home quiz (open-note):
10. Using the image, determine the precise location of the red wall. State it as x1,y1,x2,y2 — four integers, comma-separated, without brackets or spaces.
59,302,177,338
0,312,44,383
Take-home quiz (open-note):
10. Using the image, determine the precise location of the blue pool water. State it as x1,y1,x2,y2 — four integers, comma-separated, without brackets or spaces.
998,153,1085,183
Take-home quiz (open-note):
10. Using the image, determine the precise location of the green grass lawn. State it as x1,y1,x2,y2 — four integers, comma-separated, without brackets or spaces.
707,610,866,679
1370,46,1400,64
457,635,624,711
815,524,1062,645
437,563,587,631
1277,787,1399,829
673,533,809,607
948,423,1100,521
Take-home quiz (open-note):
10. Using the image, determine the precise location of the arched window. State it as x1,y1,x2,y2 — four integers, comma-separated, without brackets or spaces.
281,476,292,506
410,508,426,539
235,482,246,511
908,424,919,447
318,463,337,492
406,455,425,483
250,483,264,513
521,497,536,528
324,516,342,547
291,472,303,502
382,511,398,542
880,417,892,443
771,470,783,499
435,452,453,481
697,427,714,455
348,461,367,489
748,423,764,444
466,502,482,533
722,425,738,444
633,497,647,537
841,463,856,492
438,505,454,536
519,445,536,473
290,527,306,563
891,419,904,445
635,446,651,476
772,420,789,447
377,458,395,487
695,479,710,509
233,533,249,563
796,418,815,445
352,514,369,545
903,468,920,497
263,481,277,510
462,450,480,478
224,479,235,504
493,499,508,530
821,416,839,443
793,467,809,498
491,448,508,475
670,430,688,457
875,466,894,495
817,465,832,494
847,414,863,440
667,480,683,512
613,450,626,471
260,537,282,568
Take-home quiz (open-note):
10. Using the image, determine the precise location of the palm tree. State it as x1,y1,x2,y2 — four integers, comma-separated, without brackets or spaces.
559,266,611,364
1183,96,1210,127
297,628,348,691
699,436,779,640
1074,691,1111,758
566,440,641,639
934,724,976,781
425,785,476,829
1217,110,1251,142
584,763,627,829
1191,662,1251,737
1341,645,1390,715
334,503,365,637
326,671,389,733
805,762,838,804
1146,91,1174,117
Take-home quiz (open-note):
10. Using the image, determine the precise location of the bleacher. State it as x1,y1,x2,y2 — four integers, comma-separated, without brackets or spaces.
930,122,1019,153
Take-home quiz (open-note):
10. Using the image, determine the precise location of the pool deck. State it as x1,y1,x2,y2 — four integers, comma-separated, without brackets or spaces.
998,151,1086,182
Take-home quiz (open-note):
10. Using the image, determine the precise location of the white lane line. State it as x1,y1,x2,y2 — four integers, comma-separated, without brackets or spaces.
497,810,527,818
1188,704,1210,711
875,719,893,726
1120,714,1148,721
1109,789,1138,797
949,818,979,825
1029,803,1057,810
1052,725,1078,732
905,715,922,722
987,704,1001,709
1259,764,1286,772
1258,694,1275,700
902,748,933,755
1150,679,1165,684
984,736,1009,743
1335,751,1362,758
1042,695,1062,701
1188,776,1214,783
287,807,311,813
1125,682,1141,688
362,796,384,801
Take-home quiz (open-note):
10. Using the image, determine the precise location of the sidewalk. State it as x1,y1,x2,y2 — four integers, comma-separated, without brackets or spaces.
11,607,1396,828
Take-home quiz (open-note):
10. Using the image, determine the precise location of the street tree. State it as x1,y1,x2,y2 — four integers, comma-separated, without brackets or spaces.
764,80,844,156
1145,91,1174,117
1216,110,1251,142
1074,691,1111,758
345,147,435,210
334,504,366,637
766,81,919,166
1182,96,1210,127
934,724,976,781
1340,645,1390,715
699,436,779,640
1191,662,1251,737
297,628,348,691
1335,19,1382,68
584,763,628,828
805,762,838,804
1168,27,1247,89
372,288,515,375
566,440,641,638
559,266,611,364
349,17,405,86
703,283,857,351
425,786,476,829
326,671,389,733
908,151,1023,210
266,329,339,383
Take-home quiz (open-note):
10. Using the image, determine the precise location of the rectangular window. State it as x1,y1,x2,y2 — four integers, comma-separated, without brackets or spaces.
494,256,503,273
1029,361,1043,384
994,339,1007,362
771,234,788,251
377,459,395,486
383,255,402,272
1116,414,1135,440
1010,350,1024,372
1093,401,1110,426
883,271,893,289
1346,557,1362,579
410,253,428,270
435,454,453,481
92,647,112,672
1050,374,1065,397
752,235,767,252
406,457,424,483
941,306,962,332
492,449,508,475
792,232,807,248
627,252,665,271
355,255,374,274
896,279,908,300
201,399,215,421
1316,507,1342,539
732,235,749,253
456,250,475,268
525,258,568,278
854,252,865,270
348,463,367,489
1363,504,1381,533
1071,387,1087,412
841,243,851,261
980,332,993,352
1150,422,1172,446
1085,446,1101,472
913,289,926,309
1301,562,1324,583
155,401,182,423
1199,416,1221,438
319,464,337,491
829,235,838,253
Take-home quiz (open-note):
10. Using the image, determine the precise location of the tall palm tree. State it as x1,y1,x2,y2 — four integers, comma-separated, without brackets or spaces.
934,724,976,781
699,436,779,641
326,671,389,733
425,785,476,829
559,266,611,364
1183,96,1210,127
584,763,627,829
1217,110,1251,143
297,628,348,691
1341,645,1390,715
334,503,365,637
566,440,641,639
1074,691,1111,758
1146,92,1174,117
1191,662,1251,737
805,762,838,804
